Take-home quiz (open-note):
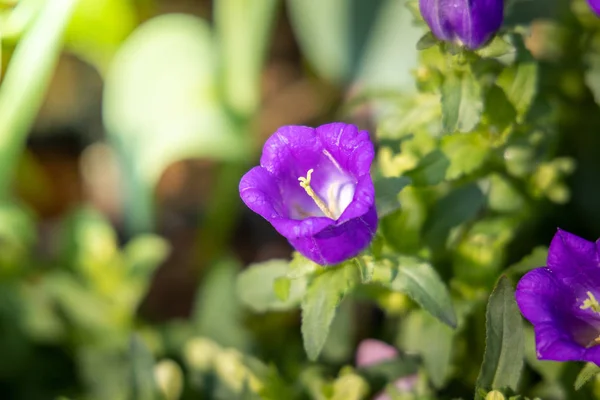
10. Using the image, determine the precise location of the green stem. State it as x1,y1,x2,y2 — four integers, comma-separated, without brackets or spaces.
0,0,78,197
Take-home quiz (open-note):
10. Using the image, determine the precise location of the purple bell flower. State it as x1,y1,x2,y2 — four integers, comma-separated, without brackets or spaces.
239,123,377,266
516,229,600,364
588,0,600,16
418,0,504,50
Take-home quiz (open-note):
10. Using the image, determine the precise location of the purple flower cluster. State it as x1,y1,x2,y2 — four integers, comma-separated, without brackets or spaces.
419,0,504,50
239,123,377,266
516,229,600,364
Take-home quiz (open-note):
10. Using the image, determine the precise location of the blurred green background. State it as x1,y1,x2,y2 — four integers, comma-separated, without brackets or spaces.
1,0,600,399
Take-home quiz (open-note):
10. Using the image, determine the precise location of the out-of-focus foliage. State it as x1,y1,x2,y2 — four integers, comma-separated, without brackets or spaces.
1,0,600,399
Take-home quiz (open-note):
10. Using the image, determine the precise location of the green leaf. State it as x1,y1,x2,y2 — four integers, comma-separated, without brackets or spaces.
331,368,369,400
355,257,375,284
103,14,246,233
381,186,427,254
123,235,170,280
236,259,306,312
390,256,457,328
574,363,600,390
64,0,136,70
0,202,36,271
78,346,130,399
215,0,277,115
487,173,525,214
287,252,319,279
286,0,372,83
476,36,516,59
374,176,412,218
399,310,454,388
453,217,517,286
585,53,600,107
476,276,524,396
357,356,420,389
130,335,159,400
287,0,421,89
0,0,78,195
416,31,437,50
497,62,538,122
484,85,517,136
194,258,249,349
273,276,291,302
441,132,490,180
506,246,548,276
441,70,484,133
376,93,441,139
301,262,361,360
321,301,355,363
405,149,450,186
424,183,486,251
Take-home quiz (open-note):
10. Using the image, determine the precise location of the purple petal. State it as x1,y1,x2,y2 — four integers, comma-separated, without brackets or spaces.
356,339,398,367
315,123,374,177
289,205,377,265
547,229,600,293
516,267,600,363
419,0,504,50
240,123,377,265
588,0,600,16
419,0,454,42
239,166,334,238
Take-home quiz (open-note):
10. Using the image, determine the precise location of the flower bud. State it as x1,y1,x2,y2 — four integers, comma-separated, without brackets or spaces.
588,0,600,16
418,0,504,50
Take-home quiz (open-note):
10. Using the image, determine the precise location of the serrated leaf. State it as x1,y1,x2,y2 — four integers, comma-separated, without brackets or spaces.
497,62,537,122
416,32,437,50
476,276,524,397
424,183,486,251
441,132,489,180
477,36,515,59
405,149,450,186
375,176,412,218
301,262,360,360
484,85,516,136
236,259,306,312
390,257,457,327
574,363,600,390
399,310,454,388
441,70,483,133
321,301,355,362
287,252,319,279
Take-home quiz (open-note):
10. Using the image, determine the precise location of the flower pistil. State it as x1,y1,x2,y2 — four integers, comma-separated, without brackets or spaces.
298,169,336,220
580,291,600,313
